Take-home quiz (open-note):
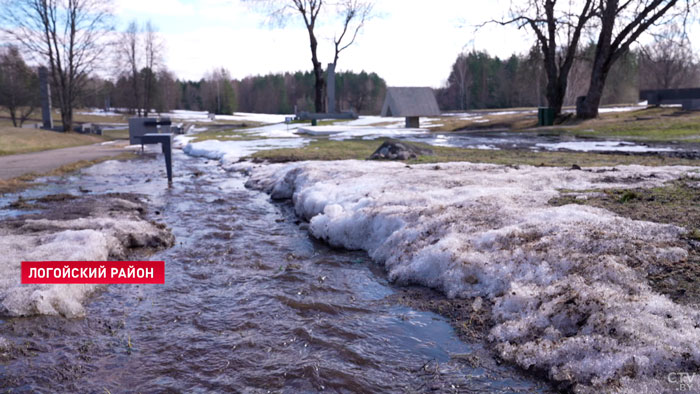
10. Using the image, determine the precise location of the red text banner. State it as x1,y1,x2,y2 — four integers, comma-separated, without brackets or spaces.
21,261,165,284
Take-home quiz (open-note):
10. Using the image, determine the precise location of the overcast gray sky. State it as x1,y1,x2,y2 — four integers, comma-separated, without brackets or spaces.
113,0,532,87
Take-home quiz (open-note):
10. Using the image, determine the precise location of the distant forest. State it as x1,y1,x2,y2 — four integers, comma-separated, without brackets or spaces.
75,69,387,116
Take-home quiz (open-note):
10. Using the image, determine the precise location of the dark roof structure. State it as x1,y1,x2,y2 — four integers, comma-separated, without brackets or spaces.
380,87,441,117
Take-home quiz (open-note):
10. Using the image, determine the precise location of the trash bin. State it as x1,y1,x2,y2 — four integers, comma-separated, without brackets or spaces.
538,107,555,126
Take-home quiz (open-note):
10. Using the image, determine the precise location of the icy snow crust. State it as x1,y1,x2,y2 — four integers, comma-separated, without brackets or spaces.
246,161,700,391
183,138,307,165
0,198,172,318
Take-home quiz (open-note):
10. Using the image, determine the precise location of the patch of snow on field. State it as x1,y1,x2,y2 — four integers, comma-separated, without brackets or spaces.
168,110,291,124
537,140,674,153
77,109,123,117
340,116,404,127
174,135,195,148
183,138,307,165
0,199,171,318
241,122,304,138
245,160,700,392
330,128,427,140
598,105,646,113
295,125,428,140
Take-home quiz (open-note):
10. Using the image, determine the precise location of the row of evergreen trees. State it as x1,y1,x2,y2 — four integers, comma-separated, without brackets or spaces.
78,69,386,116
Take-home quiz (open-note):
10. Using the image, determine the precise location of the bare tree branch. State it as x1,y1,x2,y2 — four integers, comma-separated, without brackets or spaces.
0,0,113,132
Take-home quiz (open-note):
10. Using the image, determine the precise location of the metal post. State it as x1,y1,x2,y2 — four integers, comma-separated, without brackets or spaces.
161,137,172,183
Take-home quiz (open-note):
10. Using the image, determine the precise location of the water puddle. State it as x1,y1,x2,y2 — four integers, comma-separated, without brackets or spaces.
405,131,688,153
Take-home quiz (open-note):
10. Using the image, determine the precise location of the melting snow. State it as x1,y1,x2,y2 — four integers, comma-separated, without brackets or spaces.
537,140,674,153
183,138,308,165
0,198,172,318
296,125,429,140
244,160,700,392
169,110,291,124
339,116,404,127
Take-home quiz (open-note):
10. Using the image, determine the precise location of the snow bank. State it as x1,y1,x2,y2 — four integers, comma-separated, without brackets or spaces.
537,140,674,153
0,196,173,318
246,161,700,392
296,125,428,140
183,138,307,165
339,116,404,127
169,110,291,124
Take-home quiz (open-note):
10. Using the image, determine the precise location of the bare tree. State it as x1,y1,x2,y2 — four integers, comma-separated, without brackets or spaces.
202,68,236,115
0,46,38,127
1,0,113,132
332,0,372,66
120,20,142,116
493,0,596,117
143,21,163,116
248,0,372,113
639,26,698,90
453,53,472,110
576,0,697,118
154,69,180,114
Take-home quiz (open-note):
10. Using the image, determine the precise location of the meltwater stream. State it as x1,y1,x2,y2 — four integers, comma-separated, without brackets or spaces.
0,149,552,392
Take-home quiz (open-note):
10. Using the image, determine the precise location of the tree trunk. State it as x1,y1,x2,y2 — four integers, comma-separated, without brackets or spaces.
305,20,325,113
576,0,616,119
9,108,18,127
544,72,565,116
577,63,610,118
60,103,73,132
311,49,325,113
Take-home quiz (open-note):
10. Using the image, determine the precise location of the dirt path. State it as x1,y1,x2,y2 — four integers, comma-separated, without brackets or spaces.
0,141,130,180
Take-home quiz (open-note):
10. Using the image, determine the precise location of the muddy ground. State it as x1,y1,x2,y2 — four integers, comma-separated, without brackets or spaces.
550,175,700,306
2,192,174,260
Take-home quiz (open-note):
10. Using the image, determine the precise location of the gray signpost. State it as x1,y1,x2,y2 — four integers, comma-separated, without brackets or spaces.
128,117,174,183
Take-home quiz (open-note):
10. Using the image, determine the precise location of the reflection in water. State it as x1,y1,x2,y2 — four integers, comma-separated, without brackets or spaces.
0,150,551,392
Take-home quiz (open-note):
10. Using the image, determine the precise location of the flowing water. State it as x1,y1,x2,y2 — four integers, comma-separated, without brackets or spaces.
0,149,552,392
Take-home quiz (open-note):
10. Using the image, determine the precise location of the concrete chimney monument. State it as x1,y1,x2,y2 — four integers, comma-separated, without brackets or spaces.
38,67,53,129
326,63,336,114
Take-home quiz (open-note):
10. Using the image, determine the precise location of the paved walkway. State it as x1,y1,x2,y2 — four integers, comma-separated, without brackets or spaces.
0,142,129,180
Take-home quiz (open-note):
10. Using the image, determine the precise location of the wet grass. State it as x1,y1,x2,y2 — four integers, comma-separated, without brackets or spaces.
0,107,129,125
249,138,700,167
290,118,348,126
251,138,377,162
433,106,700,142
100,128,129,140
0,126,106,156
433,112,537,132
550,177,700,305
558,107,700,141
190,120,265,129
0,152,137,195
190,129,269,143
